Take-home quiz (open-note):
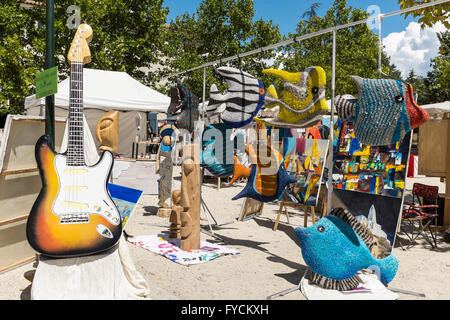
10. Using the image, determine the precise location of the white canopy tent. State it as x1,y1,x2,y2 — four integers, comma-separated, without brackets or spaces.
25,68,171,157
420,101,450,120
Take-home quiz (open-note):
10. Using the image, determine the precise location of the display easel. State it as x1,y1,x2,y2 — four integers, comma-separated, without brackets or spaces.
0,115,66,273
238,198,264,221
273,201,316,231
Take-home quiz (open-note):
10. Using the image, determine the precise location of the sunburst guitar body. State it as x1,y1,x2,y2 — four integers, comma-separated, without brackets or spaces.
26,24,122,257
27,135,122,257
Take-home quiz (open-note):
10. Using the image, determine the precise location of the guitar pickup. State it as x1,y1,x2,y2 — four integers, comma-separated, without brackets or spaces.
63,186,88,191
62,201,89,210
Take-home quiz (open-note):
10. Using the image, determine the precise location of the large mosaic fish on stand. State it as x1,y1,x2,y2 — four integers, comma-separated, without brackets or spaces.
168,81,200,133
255,66,329,128
335,76,429,146
206,67,266,128
294,208,399,291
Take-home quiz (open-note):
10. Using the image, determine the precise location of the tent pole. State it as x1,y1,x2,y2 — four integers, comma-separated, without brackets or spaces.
327,29,336,215
202,67,206,123
45,0,55,145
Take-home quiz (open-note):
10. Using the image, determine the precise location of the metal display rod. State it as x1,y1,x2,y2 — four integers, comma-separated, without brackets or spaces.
167,0,449,78
45,0,56,144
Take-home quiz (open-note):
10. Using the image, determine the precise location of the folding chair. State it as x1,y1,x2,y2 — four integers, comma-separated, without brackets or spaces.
401,183,439,249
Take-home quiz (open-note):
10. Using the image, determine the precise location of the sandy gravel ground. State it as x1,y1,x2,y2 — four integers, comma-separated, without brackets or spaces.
0,167,448,300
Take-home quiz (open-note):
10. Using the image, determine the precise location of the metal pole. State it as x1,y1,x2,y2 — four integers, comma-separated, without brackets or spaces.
202,67,206,122
45,0,55,145
378,15,383,77
327,29,336,215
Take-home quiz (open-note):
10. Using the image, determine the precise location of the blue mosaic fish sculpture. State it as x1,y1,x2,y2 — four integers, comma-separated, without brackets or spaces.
232,144,297,203
294,208,399,291
335,76,429,146
201,123,235,178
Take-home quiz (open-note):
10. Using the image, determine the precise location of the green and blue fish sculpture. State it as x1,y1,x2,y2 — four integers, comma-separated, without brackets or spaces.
294,208,398,291
201,123,235,178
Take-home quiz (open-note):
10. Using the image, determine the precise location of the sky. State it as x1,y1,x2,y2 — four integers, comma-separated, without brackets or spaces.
162,0,447,78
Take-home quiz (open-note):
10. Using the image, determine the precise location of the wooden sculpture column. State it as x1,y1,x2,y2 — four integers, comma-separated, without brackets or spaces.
95,110,119,154
156,133,175,217
169,144,201,251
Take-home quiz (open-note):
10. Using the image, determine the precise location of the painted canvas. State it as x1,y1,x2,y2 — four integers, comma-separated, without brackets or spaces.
332,121,412,198
332,189,402,258
108,183,143,229
280,137,329,207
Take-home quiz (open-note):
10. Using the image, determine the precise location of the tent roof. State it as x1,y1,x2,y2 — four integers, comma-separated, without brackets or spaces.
25,68,170,113
421,101,450,119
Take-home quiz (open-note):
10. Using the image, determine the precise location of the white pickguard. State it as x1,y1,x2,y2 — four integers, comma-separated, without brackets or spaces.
52,152,120,226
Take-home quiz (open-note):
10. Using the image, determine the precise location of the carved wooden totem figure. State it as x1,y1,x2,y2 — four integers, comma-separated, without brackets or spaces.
156,125,177,215
169,144,201,251
169,190,182,239
95,110,119,154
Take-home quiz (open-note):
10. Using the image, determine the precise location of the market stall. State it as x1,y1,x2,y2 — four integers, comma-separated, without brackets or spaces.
24,68,170,157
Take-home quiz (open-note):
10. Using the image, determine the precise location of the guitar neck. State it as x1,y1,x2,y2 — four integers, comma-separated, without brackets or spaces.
67,62,85,166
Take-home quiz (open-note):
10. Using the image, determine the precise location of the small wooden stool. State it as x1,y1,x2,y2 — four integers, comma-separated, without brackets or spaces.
273,201,316,231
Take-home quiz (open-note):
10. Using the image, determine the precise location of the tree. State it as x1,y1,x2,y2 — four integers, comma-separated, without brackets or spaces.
302,2,322,20
0,0,170,115
159,0,282,101
398,0,450,29
28,0,169,86
404,69,431,104
424,31,450,103
278,0,401,98
0,1,41,114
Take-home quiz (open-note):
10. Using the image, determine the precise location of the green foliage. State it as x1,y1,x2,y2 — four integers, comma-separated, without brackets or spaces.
0,0,41,114
302,2,322,20
398,0,450,29
0,0,169,115
159,0,282,101
27,0,169,86
425,31,450,103
279,0,400,98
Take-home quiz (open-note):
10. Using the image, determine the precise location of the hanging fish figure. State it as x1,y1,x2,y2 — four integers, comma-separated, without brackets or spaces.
294,208,399,291
207,67,266,128
335,76,430,146
168,81,200,133
229,145,252,186
232,143,296,203
201,123,235,178
261,66,328,126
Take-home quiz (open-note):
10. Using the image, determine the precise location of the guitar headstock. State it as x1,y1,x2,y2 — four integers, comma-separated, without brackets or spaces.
67,24,93,64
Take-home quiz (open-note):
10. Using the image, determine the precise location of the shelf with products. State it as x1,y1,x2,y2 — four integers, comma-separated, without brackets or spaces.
332,121,411,198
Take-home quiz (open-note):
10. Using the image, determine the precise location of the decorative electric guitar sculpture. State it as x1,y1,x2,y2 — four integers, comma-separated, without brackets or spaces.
26,24,122,257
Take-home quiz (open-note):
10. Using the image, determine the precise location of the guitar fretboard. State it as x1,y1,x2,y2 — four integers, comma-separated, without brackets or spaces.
67,62,85,166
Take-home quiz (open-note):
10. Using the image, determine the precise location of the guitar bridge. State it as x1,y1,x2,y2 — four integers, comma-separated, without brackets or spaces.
60,214,90,224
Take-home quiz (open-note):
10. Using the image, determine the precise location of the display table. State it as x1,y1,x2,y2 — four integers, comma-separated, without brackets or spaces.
132,141,160,159
31,236,150,300
112,159,159,195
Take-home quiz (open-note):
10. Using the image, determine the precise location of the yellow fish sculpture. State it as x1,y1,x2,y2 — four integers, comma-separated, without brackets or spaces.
260,66,328,126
